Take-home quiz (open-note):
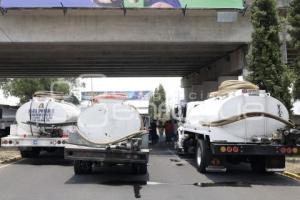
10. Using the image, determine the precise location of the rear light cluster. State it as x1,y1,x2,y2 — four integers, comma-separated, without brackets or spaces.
1,140,19,145
50,139,67,145
279,147,298,154
220,146,240,153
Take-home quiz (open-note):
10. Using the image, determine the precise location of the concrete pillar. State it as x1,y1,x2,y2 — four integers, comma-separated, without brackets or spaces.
202,81,218,100
217,76,238,87
191,84,204,101
198,48,245,82
181,77,192,102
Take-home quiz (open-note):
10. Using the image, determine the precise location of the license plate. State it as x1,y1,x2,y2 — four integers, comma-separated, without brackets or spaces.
33,140,38,145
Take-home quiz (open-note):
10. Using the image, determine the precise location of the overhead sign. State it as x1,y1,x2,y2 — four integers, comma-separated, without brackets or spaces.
0,0,244,9
81,91,152,101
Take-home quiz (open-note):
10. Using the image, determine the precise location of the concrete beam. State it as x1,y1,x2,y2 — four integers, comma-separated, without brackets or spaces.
0,10,252,43
183,48,245,84
191,84,204,101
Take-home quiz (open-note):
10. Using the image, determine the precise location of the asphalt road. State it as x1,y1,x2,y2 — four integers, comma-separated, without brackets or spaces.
0,145,299,200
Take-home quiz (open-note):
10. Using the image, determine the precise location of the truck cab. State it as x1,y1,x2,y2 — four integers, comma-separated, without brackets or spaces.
0,105,17,139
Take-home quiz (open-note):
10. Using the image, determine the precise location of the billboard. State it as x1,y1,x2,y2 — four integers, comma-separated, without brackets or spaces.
0,0,244,9
81,91,152,101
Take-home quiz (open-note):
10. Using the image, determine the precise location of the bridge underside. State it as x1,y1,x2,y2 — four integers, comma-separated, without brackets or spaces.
0,42,244,77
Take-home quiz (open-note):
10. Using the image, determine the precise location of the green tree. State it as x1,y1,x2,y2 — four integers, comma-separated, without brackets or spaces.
247,0,293,111
149,84,167,120
288,0,300,99
0,78,74,104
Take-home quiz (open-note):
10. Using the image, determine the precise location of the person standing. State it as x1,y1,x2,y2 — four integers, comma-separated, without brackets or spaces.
149,120,158,144
157,119,164,141
164,120,174,144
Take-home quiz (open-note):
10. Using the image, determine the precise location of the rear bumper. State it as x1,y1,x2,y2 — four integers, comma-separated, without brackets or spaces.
211,143,300,156
1,136,67,147
64,144,149,164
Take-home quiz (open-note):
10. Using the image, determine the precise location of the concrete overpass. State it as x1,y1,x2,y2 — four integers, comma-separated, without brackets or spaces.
0,1,295,101
0,9,251,78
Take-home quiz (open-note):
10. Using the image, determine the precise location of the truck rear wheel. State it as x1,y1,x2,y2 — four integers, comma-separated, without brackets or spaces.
74,160,92,175
196,139,208,173
251,156,266,173
132,164,147,175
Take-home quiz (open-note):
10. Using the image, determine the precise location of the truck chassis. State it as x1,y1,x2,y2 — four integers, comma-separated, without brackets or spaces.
65,144,149,174
178,131,300,173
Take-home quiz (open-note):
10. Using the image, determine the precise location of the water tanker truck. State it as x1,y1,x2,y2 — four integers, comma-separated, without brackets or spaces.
1,91,80,158
176,80,300,173
64,94,149,175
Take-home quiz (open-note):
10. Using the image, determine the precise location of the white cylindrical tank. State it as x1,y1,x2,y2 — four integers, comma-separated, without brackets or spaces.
16,97,80,125
77,95,142,144
186,90,289,141
15,97,80,136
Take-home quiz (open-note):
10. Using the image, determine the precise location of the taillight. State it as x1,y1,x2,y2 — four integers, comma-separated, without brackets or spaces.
57,140,61,144
2,140,8,144
227,146,233,153
286,147,292,154
280,147,286,154
233,146,239,153
292,148,298,154
220,146,226,153
8,140,13,144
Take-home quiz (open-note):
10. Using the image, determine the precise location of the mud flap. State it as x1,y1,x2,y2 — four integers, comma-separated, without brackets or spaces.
206,155,227,172
265,155,285,172
205,142,227,172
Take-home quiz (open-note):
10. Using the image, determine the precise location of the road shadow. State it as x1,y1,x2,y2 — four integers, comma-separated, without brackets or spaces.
65,165,150,198
149,142,175,156
13,151,72,166
178,153,300,187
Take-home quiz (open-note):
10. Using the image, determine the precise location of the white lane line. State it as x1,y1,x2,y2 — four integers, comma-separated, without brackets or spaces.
0,159,23,170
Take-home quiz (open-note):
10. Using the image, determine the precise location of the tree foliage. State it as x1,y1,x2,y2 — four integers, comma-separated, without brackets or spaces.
247,0,293,111
0,78,76,104
149,84,167,120
288,0,300,99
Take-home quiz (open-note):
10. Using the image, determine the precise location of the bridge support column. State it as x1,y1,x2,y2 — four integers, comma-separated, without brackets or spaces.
181,77,192,102
191,84,204,101
202,81,218,100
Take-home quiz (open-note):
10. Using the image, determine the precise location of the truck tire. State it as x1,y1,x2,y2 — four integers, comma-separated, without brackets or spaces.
132,164,147,175
195,139,208,173
74,160,92,175
251,156,266,173
20,148,41,158
20,151,32,158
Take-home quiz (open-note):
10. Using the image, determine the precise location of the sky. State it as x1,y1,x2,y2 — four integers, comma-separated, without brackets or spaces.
0,90,19,106
78,77,183,107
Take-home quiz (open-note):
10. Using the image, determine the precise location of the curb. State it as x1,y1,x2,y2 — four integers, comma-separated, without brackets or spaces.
282,171,300,182
0,156,22,164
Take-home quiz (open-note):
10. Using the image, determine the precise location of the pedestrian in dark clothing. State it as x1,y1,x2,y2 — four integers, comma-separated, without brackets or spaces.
164,120,174,144
150,120,158,144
